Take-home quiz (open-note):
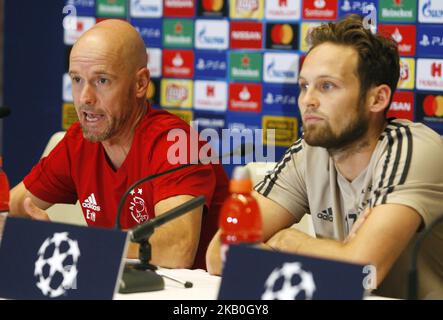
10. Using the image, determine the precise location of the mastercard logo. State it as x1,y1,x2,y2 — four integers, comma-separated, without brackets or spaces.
423,95,443,117
271,24,293,45
202,0,224,11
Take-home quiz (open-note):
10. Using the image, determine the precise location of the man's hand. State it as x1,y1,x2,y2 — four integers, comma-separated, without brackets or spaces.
23,197,50,221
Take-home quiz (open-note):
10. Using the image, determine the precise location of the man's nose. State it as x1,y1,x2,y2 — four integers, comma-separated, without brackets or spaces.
299,87,320,110
79,83,96,106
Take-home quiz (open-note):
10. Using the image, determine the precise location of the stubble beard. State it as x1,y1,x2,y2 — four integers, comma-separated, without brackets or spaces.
303,101,369,152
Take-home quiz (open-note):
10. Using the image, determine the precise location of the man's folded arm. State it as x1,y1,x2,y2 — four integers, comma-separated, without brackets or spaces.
266,203,422,285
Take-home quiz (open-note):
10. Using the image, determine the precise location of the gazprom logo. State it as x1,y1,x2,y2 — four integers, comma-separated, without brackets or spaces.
263,53,299,84
130,0,162,17
198,27,225,45
134,0,158,11
419,0,443,23
266,60,296,79
422,0,443,17
195,20,229,49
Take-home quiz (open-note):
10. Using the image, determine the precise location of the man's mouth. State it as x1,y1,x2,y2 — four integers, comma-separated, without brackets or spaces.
303,115,324,123
83,111,105,123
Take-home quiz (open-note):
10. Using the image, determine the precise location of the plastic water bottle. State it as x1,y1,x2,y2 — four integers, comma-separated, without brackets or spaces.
0,156,10,213
219,166,262,265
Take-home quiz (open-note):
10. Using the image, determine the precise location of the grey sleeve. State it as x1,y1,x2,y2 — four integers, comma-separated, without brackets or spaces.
372,123,443,228
254,140,309,222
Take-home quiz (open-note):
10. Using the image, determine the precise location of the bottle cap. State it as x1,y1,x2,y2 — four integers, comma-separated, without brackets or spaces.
229,166,252,193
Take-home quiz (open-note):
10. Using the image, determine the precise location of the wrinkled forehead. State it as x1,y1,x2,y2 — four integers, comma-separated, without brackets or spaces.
301,43,359,80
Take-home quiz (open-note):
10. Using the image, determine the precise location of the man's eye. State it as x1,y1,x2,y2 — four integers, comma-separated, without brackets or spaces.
72,77,81,83
299,83,308,91
321,82,335,91
98,78,108,84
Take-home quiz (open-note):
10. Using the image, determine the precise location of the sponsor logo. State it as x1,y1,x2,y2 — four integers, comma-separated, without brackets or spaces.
386,91,414,121
64,16,96,45
195,51,227,78
266,23,299,50
96,0,126,17
302,0,338,20
230,0,264,19
147,48,162,78
398,58,415,90
230,21,263,49
417,25,443,57
339,0,377,17
163,19,194,48
263,53,299,84
63,73,72,102
195,19,229,49
229,83,262,112
419,0,443,23
229,52,262,82
194,80,228,111
416,93,443,123
416,59,443,91
132,18,162,47
198,0,228,17
82,193,101,212
300,22,321,52
317,207,333,222
263,85,299,114
162,50,194,78
265,0,301,20
129,0,162,17
164,0,196,17
262,115,298,146
379,0,416,22
378,24,416,56
161,79,193,108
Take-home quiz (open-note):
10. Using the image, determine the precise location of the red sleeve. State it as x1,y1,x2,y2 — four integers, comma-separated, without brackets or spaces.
23,134,77,204
149,128,216,209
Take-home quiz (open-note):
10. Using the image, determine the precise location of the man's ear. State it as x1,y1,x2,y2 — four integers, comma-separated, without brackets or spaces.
135,67,150,99
367,84,392,113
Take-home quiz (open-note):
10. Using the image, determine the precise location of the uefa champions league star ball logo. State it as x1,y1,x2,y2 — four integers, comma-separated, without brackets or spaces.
261,262,316,300
34,232,80,298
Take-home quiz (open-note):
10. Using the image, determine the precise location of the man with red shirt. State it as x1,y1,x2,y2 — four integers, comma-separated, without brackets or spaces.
9,20,229,270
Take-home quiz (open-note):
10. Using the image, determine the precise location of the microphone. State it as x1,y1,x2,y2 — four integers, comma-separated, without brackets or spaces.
408,215,443,299
0,107,11,119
